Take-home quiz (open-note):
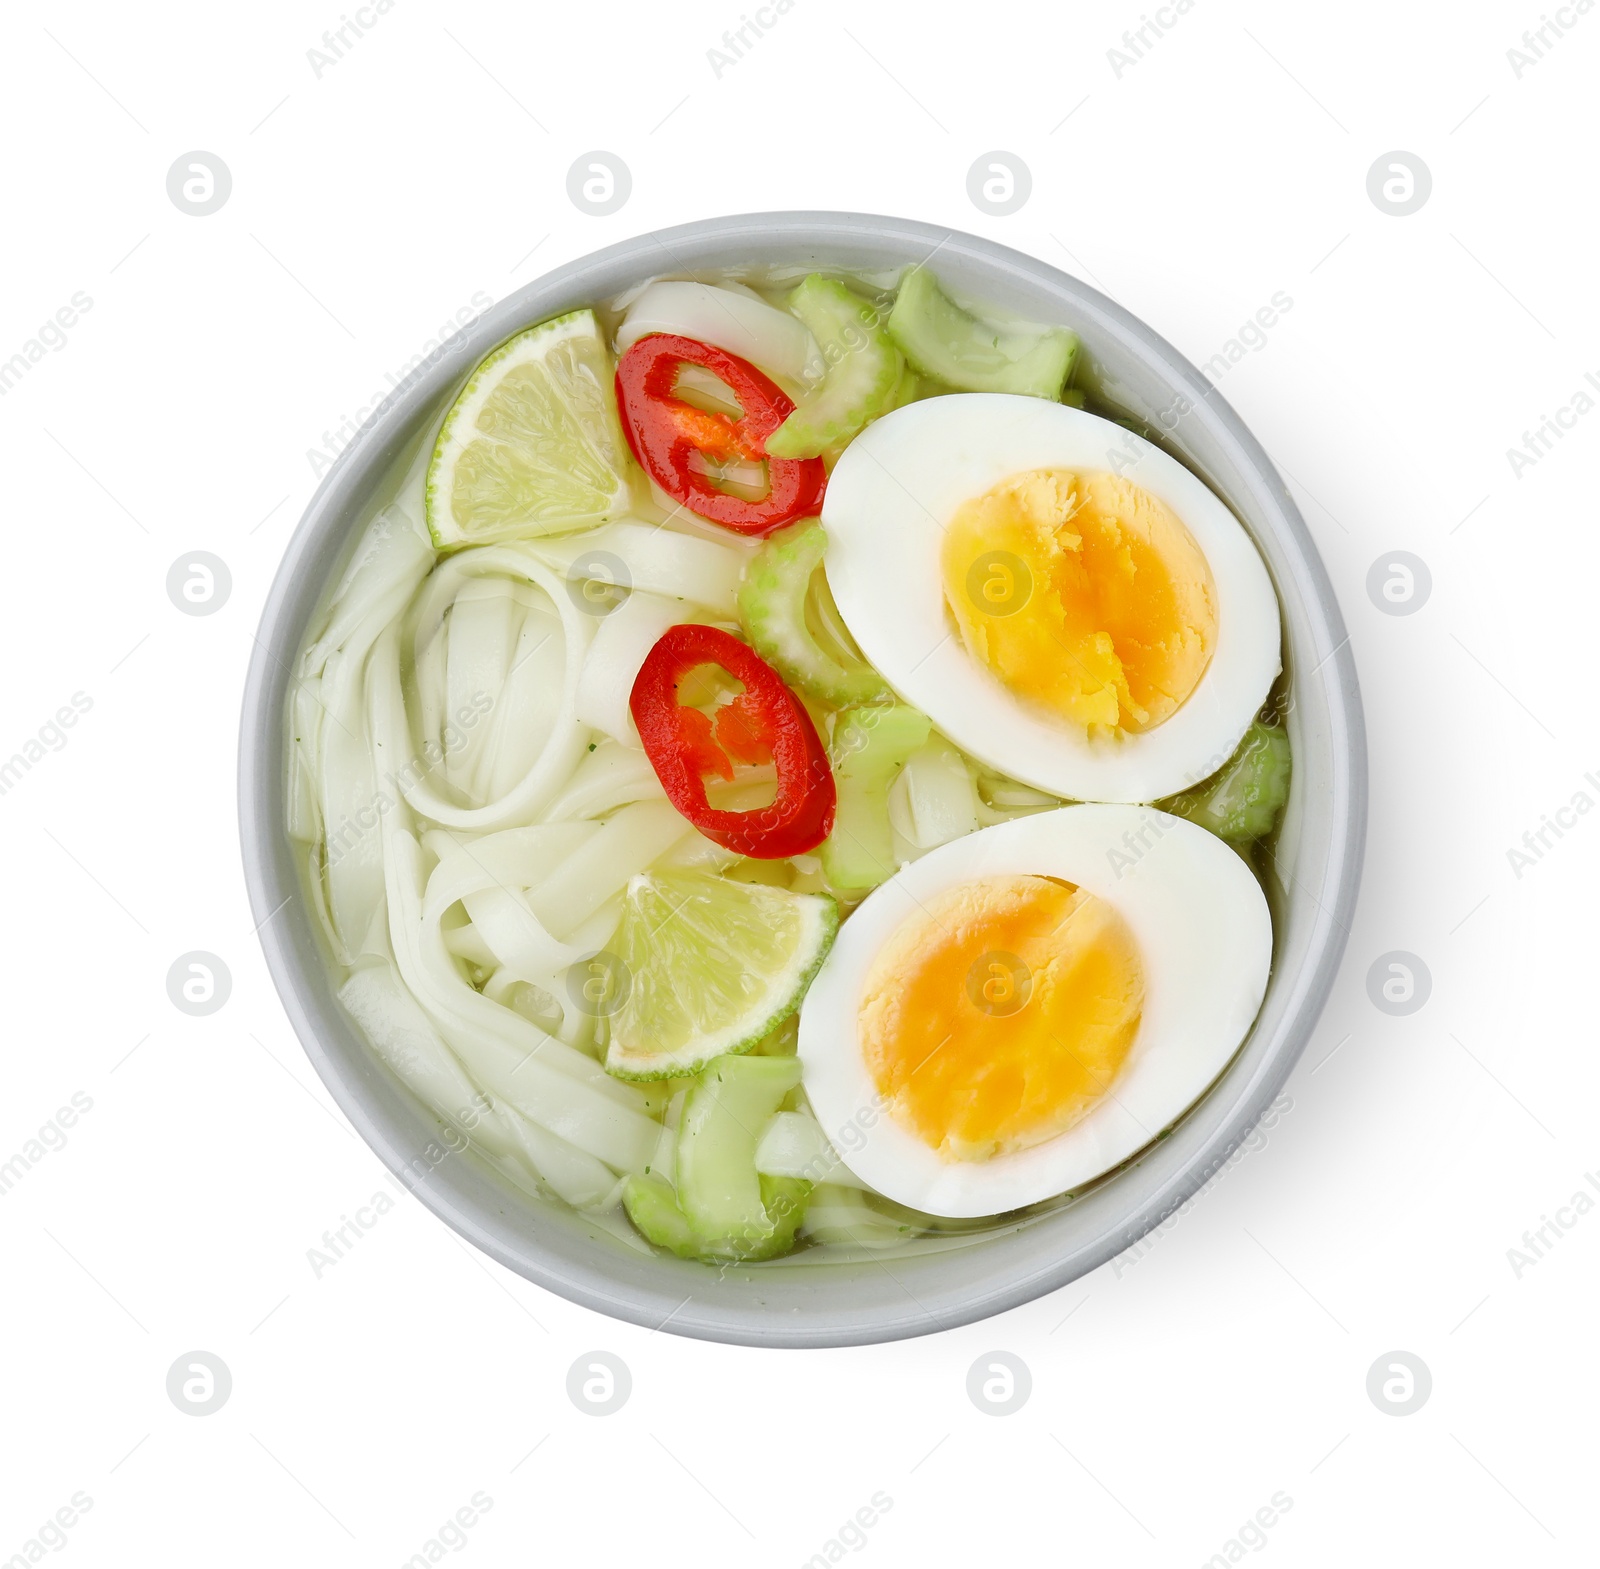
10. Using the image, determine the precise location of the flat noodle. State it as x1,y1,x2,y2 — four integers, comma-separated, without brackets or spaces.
420,823,600,921
318,647,387,964
302,502,433,678
400,546,594,830
292,497,437,960
573,590,686,747
442,922,497,968
538,741,665,822
459,886,588,985
520,799,688,940
529,521,747,618
442,582,521,795
475,598,565,802
339,960,617,1209
286,675,324,845
368,630,657,1175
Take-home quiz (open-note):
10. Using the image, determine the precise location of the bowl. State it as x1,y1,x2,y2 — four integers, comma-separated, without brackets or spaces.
239,212,1365,1348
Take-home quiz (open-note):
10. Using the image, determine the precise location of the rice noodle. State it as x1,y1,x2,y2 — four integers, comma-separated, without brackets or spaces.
459,887,588,983
420,824,600,921
615,279,824,385
574,591,688,747
398,545,595,830
339,958,618,1210
287,675,324,844
318,650,388,964
442,921,497,968
520,798,689,939
475,595,565,802
529,522,747,618
291,495,437,962
302,500,434,678
367,631,659,1175
538,741,666,822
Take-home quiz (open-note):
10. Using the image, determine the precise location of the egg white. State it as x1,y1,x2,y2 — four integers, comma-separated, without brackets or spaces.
820,393,1283,804
796,806,1273,1218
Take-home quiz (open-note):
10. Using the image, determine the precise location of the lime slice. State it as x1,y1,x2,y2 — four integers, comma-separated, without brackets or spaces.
425,310,632,549
602,871,838,1080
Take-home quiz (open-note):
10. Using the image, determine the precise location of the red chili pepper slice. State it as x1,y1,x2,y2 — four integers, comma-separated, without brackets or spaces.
630,623,836,859
614,334,827,536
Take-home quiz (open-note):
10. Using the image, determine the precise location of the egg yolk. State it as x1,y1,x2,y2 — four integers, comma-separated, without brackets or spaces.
941,468,1217,734
859,875,1144,1162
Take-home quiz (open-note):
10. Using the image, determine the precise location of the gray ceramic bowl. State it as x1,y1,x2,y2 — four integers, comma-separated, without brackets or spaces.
240,212,1365,1348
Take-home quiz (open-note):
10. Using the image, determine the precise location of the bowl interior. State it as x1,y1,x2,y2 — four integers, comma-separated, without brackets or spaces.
240,213,1364,1347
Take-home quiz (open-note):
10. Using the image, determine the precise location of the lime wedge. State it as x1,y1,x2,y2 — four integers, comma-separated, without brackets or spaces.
425,310,632,549
602,871,838,1080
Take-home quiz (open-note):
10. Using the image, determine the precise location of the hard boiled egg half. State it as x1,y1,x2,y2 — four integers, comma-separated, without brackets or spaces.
820,393,1282,803
796,805,1272,1217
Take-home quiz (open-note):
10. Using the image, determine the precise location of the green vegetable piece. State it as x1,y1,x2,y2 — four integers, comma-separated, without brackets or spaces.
1160,721,1291,843
676,1054,806,1253
621,1173,704,1260
889,360,924,409
765,276,904,459
623,1170,811,1264
743,1176,812,1260
737,521,890,707
887,266,1079,399
820,705,933,893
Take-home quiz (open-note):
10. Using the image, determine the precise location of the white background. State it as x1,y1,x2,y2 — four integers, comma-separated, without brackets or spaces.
2,0,1595,1563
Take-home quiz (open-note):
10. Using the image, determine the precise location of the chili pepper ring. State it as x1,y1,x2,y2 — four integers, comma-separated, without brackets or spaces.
630,623,836,858
615,334,827,536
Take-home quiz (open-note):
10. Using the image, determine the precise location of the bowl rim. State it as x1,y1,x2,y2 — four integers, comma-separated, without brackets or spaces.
239,210,1366,1347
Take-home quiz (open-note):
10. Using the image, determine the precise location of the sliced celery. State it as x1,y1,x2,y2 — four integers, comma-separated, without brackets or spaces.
676,1054,806,1250
887,267,1078,399
622,1056,814,1262
764,276,904,459
1159,721,1291,843
820,705,933,893
889,360,925,409
737,521,890,707
748,1176,811,1259
621,1173,703,1260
